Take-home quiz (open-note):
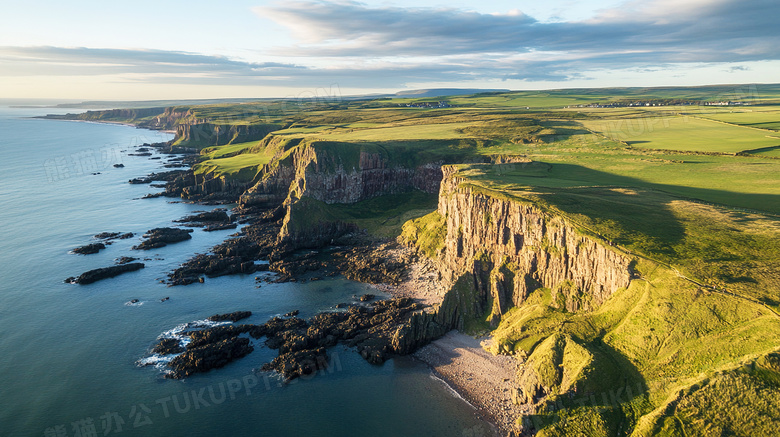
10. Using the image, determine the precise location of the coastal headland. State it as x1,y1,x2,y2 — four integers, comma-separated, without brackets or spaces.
49,84,780,436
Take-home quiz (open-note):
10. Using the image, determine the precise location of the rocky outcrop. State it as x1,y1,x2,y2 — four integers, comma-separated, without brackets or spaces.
174,210,231,225
434,165,633,320
66,263,145,284
152,338,185,355
128,170,189,185
167,337,254,379
258,298,429,379
71,243,106,255
115,256,138,265
208,311,252,322
94,232,133,241
132,228,193,250
167,222,280,285
181,173,251,201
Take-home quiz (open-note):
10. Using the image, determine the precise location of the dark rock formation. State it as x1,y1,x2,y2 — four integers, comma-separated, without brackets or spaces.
166,337,253,379
72,243,106,255
128,170,189,186
132,228,193,250
113,163,124,168
167,221,280,285
261,348,329,378
161,321,259,379
204,223,238,232
186,324,255,349
208,311,252,322
152,338,184,355
94,232,133,241
267,243,409,285
66,263,145,284
257,298,433,379
115,256,138,264
175,210,231,225
148,293,456,380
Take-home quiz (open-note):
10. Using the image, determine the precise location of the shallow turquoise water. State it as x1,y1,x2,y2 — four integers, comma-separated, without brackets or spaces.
0,106,489,437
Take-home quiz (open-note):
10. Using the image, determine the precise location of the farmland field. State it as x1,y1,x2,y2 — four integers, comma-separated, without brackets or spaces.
580,114,780,153
687,105,780,131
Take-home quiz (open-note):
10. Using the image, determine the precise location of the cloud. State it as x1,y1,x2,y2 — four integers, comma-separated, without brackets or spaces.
0,45,584,87
255,0,780,64
725,65,750,73
2,0,776,93
0,46,302,78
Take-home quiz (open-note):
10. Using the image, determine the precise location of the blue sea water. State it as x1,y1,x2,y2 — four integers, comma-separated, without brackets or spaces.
0,106,488,437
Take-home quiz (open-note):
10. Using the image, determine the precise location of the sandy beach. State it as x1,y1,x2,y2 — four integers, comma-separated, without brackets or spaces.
414,332,525,436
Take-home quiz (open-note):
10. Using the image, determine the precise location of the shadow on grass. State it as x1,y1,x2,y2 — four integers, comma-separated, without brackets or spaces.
473,162,780,260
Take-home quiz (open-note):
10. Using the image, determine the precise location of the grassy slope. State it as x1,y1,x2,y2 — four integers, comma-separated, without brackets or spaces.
193,140,276,182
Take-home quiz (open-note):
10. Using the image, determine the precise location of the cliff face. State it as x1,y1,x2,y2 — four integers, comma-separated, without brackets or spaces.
141,107,192,130
300,152,443,204
238,141,445,246
434,166,633,320
181,173,252,201
175,122,280,147
386,166,635,370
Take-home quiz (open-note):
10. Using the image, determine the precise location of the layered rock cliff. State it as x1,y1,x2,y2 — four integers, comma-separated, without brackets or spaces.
175,122,282,148
142,107,192,130
441,165,632,317
382,165,637,407
237,140,446,247
181,172,254,201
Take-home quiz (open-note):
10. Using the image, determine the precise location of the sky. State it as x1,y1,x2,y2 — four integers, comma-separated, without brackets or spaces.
0,0,777,100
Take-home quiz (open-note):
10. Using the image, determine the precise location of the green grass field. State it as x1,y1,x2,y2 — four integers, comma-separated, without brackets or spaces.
275,121,475,141
581,114,780,153
685,105,780,131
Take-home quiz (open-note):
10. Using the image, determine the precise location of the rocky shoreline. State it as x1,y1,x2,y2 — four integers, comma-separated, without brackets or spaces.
65,134,518,435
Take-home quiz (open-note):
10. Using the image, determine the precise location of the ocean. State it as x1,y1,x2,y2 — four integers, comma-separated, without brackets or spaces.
0,105,489,437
